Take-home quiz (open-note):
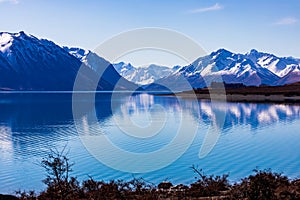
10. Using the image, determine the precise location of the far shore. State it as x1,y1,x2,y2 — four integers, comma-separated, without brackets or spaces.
173,92,300,103
156,82,300,103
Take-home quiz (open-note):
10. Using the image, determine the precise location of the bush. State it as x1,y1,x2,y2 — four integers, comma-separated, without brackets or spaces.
158,182,173,190
39,147,81,200
229,169,291,200
189,165,229,197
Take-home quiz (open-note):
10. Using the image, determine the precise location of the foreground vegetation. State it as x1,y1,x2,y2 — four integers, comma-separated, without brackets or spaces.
1,149,300,200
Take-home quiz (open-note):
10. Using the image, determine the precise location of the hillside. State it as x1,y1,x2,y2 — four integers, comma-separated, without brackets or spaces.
0,31,137,91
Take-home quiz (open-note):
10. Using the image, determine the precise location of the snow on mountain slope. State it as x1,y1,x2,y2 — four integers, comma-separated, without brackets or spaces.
0,31,83,90
65,47,89,61
0,32,14,55
64,47,137,90
0,31,123,91
113,62,176,85
145,49,283,91
276,66,300,85
113,62,135,74
247,49,300,78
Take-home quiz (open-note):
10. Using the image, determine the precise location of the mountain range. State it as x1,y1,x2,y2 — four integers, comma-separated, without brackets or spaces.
113,62,180,85
137,49,300,91
1,31,300,91
0,31,136,91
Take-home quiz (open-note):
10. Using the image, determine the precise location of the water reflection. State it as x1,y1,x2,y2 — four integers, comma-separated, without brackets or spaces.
0,93,121,159
116,94,300,131
198,101,300,130
0,93,300,193
0,126,13,160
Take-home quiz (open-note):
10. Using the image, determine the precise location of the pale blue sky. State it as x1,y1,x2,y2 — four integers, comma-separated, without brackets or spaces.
1,0,299,66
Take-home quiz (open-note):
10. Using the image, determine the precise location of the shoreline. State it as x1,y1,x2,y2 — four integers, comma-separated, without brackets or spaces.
155,82,300,103
174,92,300,103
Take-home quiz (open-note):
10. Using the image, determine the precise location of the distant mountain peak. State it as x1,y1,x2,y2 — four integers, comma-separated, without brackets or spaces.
15,31,29,38
210,48,234,59
247,49,268,57
213,48,232,54
249,49,259,54
0,31,33,42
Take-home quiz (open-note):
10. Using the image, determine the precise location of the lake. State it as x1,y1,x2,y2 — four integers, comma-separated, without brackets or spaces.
0,92,300,194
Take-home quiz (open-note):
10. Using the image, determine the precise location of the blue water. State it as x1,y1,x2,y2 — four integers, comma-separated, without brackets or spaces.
0,93,300,194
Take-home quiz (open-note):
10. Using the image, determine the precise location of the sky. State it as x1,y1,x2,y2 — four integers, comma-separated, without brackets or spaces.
0,0,299,66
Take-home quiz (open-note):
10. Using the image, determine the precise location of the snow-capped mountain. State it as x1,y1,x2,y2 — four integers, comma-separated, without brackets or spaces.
247,49,300,78
0,31,136,91
145,49,300,91
186,49,280,86
113,62,178,85
64,47,137,90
